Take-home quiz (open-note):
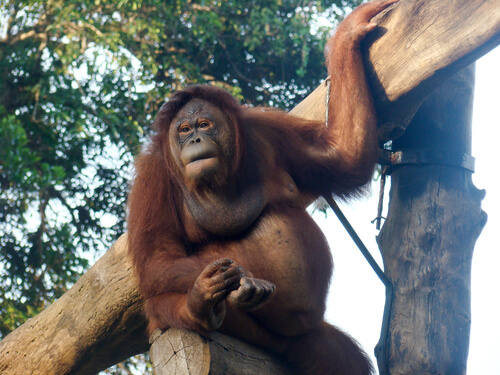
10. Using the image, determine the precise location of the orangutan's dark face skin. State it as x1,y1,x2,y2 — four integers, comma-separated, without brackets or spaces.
169,99,234,188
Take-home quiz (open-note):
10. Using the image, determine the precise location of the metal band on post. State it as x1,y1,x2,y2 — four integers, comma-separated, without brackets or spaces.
379,148,476,173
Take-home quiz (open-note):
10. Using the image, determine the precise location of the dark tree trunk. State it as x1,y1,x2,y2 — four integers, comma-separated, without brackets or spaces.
376,64,487,374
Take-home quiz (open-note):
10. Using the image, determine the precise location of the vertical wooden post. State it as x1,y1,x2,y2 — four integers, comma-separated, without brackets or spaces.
376,64,487,374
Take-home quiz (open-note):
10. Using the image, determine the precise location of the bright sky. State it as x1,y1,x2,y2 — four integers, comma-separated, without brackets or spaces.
319,46,500,374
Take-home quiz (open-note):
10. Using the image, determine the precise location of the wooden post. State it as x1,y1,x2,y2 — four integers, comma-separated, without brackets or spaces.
376,65,487,374
149,329,292,375
291,0,500,140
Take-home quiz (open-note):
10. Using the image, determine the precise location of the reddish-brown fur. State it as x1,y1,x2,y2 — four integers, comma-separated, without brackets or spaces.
128,1,398,374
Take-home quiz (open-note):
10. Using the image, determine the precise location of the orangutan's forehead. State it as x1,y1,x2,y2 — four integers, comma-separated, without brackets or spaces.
179,99,214,116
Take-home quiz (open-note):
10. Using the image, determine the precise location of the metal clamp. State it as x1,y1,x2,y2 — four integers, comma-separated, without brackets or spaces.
379,148,475,173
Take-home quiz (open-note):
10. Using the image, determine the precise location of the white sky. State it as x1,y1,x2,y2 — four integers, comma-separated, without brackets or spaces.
320,46,500,374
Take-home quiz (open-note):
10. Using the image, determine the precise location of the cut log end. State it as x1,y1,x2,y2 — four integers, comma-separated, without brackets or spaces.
150,329,293,375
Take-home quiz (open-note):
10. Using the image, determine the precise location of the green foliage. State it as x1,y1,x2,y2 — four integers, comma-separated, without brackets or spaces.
0,0,359,370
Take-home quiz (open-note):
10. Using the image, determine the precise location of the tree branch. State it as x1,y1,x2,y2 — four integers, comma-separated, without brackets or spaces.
290,0,500,141
0,234,149,375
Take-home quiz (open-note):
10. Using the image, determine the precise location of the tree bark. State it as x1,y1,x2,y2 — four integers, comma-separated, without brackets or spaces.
0,234,149,375
376,65,487,374
290,0,500,141
150,329,292,375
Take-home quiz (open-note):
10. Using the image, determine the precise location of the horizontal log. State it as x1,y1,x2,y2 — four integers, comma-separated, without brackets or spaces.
0,234,149,375
290,0,500,141
150,328,292,375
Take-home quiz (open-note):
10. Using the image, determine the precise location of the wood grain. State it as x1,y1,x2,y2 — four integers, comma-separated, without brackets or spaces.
291,0,500,141
0,234,149,375
150,329,293,375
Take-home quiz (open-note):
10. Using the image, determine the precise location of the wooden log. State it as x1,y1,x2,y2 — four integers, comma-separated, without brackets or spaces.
376,65,487,373
0,234,149,375
150,328,292,375
290,0,500,141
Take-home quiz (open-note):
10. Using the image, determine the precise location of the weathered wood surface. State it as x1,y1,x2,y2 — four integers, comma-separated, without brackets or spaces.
376,66,487,374
290,0,500,141
150,329,210,375
150,328,292,375
0,234,149,375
